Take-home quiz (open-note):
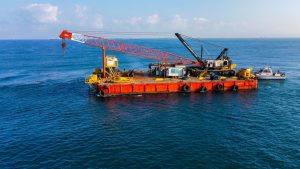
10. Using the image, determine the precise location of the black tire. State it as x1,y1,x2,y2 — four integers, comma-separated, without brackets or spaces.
182,84,191,92
232,85,239,92
98,89,106,97
216,84,224,91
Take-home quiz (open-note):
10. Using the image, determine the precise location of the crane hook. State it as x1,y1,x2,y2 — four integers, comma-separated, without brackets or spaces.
61,39,66,49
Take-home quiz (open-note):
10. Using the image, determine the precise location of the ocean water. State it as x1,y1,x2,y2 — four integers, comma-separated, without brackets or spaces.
0,38,300,168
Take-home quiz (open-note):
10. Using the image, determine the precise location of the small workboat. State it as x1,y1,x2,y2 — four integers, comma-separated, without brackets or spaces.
255,67,286,80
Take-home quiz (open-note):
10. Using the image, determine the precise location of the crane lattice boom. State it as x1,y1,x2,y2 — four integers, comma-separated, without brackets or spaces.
59,30,196,64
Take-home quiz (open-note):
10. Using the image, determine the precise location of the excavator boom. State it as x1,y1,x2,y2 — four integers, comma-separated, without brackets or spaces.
175,33,203,63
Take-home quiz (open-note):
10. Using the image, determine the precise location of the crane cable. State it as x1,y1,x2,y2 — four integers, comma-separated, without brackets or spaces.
180,34,226,49
72,31,174,37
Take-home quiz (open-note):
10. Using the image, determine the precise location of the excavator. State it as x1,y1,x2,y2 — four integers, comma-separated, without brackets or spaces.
175,33,237,79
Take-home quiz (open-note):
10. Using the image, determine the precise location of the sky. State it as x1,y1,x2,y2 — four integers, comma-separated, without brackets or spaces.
0,0,300,39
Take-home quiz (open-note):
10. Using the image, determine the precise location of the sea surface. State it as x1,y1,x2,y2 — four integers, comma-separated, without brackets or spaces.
0,38,300,168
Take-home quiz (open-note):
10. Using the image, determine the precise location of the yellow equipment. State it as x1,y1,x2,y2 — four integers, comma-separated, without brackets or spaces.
219,76,227,80
154,78,164,81
85,56,120,84
197,70,210,80
113,76,132,83
106,67,117,79
219,63,236,71
230,64,237,70
236,67,256,79
85,74,101,84
85,68,103,84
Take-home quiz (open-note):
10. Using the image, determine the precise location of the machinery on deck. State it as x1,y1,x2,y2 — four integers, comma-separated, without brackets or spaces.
175,33,237,78
236,67,256,79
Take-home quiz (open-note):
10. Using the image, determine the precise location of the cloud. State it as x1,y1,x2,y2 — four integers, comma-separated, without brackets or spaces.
168,15,209,32
93,15,104,29
129,17,143,25
75,5,88,25
73,5,104,29
113,16,143,26
23,3,59,24
113,14,159,26
147,14,160,25
171,14,188,29
192,17,208,30
111,14,209,34
193,17,208,24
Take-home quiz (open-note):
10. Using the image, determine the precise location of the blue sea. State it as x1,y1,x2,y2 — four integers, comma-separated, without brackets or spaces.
0,38,300,168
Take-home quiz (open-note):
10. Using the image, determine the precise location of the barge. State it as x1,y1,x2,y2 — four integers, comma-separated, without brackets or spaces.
95,77,257,97
59,30,258,97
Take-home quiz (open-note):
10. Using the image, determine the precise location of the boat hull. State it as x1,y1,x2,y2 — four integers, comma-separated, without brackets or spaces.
256,75,286,80
96,79,258,97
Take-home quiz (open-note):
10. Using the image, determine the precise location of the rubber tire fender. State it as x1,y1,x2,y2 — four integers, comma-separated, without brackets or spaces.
99,89,106,97
182,84,191,92
216,83,224,91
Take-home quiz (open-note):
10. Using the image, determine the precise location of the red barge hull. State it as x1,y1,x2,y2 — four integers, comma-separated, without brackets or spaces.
96,79,258,97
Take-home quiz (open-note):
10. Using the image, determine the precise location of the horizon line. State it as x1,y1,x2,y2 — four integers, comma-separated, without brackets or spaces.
1,37,300,40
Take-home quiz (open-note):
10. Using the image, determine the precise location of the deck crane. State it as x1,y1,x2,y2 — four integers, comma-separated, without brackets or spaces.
175,33,237,78
175,33,236,69
59,30,199,78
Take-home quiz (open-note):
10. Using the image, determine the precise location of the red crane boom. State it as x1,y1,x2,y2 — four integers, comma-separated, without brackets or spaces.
59,30,196,65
